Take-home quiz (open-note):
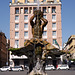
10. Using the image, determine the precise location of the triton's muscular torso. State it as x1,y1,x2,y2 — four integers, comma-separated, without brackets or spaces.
30,10,48,39
33,20,42,38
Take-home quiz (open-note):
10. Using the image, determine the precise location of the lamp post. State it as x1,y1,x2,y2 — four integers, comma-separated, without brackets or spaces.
6,39,9,66
6,44,8,66
0,49,1,67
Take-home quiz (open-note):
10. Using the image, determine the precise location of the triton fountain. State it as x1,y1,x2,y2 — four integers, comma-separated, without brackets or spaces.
9,0,65,75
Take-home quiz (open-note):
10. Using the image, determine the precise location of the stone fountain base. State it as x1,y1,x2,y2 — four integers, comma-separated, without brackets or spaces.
29,70,47,75
29,57,47,75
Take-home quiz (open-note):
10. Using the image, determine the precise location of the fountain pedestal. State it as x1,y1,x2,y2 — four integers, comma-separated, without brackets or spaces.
29,58,47,75
29,71,47,75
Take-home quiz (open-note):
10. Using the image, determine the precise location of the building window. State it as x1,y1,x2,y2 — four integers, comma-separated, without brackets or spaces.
47,0,54,3
15,40,19,48
24,8,28,14
52,31,56,36
15,32,19,37
24,23,28,28
24,15,28,20
33,7,37,11
43,7,47,13
43,15,46,19
53,39,56,44
34,0,37,3
15,15,19,21
25,0,28,3
52,15,56,21
15,23,19,29
52,7,56,13
24,31,28,37
43,31,47,36
15,8,19,14
43,0,46,2
52,23,56,28
15,0,18,3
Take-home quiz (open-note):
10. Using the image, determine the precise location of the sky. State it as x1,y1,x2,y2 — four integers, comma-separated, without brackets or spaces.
0,0,75,45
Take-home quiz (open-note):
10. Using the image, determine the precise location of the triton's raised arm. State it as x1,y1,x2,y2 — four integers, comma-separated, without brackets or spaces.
41,17,48,27
30,15,35,27
41,17,48,33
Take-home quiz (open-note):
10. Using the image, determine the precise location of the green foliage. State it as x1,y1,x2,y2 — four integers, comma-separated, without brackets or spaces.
8,48,24,56
71,59,75,61
8,48,20,51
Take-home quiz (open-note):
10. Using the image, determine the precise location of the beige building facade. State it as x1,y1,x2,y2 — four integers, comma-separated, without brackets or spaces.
10,0,62,66
64,35,75,59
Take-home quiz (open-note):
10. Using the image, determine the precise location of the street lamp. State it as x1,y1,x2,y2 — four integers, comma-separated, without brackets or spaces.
6,39,9,66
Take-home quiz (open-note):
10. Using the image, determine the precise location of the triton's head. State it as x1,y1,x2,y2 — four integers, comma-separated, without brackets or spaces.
34,10,43,19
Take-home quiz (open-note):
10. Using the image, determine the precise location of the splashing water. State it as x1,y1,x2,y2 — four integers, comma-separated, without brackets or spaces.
37,0,40,10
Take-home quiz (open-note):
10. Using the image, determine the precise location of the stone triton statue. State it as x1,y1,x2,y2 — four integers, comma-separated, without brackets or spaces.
30,10,48,39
